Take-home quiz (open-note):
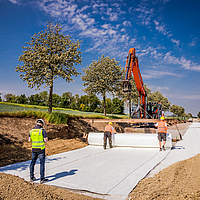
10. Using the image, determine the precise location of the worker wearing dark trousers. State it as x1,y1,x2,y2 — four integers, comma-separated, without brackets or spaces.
29,119,49,184
104,122,116,149
155,116,168,151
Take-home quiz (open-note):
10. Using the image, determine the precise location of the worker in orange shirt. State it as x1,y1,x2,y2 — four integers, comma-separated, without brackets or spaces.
104,122,116,150
155,116,168,151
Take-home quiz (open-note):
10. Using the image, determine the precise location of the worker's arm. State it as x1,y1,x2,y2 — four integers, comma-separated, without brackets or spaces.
43,129,48,143
155,122,158,129
112,127,117,134
29,131,31,142
165,122,168,130
44,137,48,143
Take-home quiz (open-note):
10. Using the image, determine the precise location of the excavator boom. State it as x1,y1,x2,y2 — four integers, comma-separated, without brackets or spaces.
123,48,147,118
123,48,162,119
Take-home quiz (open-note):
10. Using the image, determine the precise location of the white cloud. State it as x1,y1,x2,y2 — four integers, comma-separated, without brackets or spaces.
162,0,171,3
164,52,200,71
167,94,200,100
171,38,180,48
38,0,77,18
188,38,198,47
142,69,181,79
123,21,131,27
135,5,154,26
153,20,168,35
149,85,170,91
9,0,20,4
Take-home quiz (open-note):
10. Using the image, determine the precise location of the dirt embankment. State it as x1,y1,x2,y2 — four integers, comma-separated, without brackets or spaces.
0,117,199,200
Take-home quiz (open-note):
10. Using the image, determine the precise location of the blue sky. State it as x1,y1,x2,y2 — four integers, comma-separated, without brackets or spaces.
0,0,200,116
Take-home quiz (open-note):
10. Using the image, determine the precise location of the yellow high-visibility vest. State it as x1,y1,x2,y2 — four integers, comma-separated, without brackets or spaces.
30,129,45,150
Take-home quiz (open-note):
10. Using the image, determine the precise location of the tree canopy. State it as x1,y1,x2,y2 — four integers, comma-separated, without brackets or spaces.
148,91,171,111
81,55,123,116
15,20,82,113
170,104,185,117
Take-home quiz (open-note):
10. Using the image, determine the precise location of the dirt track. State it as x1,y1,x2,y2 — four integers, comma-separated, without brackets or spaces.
1,117,199,200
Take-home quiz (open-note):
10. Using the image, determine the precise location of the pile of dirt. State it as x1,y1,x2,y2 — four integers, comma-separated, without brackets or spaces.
0,117,199,200
0,117,89,167
0,173,101,200
129,153,200,200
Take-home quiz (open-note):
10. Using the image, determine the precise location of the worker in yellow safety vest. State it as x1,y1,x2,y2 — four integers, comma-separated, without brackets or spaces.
29,119,49,183
104,122,116,150
155,116,168,151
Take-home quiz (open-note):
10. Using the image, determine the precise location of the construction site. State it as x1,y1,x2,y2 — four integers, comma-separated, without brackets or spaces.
1,48,200,200
1,116,200,200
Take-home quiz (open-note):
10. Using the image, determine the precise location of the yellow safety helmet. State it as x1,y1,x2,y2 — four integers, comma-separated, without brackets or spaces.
109,122,113,126
160,117,164,120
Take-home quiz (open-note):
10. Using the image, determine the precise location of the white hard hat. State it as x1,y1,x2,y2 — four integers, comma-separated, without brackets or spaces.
36,119,45,126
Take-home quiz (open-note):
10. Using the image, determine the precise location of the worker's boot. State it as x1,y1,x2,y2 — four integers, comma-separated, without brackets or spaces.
104,142,106,150
162,146,166,151
109,141,113,148
30,177,36,182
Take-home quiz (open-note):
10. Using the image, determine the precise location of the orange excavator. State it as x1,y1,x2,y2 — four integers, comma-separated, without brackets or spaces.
122,48,162,119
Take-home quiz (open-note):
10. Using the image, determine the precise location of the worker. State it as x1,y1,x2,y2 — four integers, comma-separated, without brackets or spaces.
155,116,168,151
104,122,116,149
29,119,49,183
152,107,158,119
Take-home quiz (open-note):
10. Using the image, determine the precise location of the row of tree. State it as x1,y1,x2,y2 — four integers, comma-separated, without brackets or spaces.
0,92,124,114
0,91,196,118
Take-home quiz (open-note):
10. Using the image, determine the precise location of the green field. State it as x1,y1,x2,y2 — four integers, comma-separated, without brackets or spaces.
0,102,128,118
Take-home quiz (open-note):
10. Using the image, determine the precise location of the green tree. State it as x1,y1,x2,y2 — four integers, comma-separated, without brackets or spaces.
197,111,200,118
52,94,61,107
71,94,80,110
28,93,42,105
4,93,14,102
88,94,101,112
111,97,124,114
82,55,123,116
148,91,171,111
170,104,185,117
105,98,112,114
188,113,193,118
60,92,73,108
15,20,82,113
0,93,2,101
78,94,101,112
17,94,28,104
182,112,189,119
39,91,49,106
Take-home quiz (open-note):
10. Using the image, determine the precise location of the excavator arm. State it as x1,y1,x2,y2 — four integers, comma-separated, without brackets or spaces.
123,48,147,118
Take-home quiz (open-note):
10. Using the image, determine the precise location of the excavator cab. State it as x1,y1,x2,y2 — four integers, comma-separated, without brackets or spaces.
147,102,162,119
122,80,132,94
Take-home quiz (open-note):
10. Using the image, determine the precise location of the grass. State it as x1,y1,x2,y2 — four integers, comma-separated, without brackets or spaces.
0,102,128,124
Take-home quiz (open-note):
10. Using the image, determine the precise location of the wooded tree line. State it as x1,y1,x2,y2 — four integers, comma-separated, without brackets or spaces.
0,91,196,118
0,92,124,114
4,20,195,118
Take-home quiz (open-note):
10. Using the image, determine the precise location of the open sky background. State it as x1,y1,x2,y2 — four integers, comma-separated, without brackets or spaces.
0,0,200,116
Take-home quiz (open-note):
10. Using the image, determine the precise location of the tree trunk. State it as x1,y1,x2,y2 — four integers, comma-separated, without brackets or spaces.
103,94,106,116
48,84,53,113
129,97,131,119
48,75,53,113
